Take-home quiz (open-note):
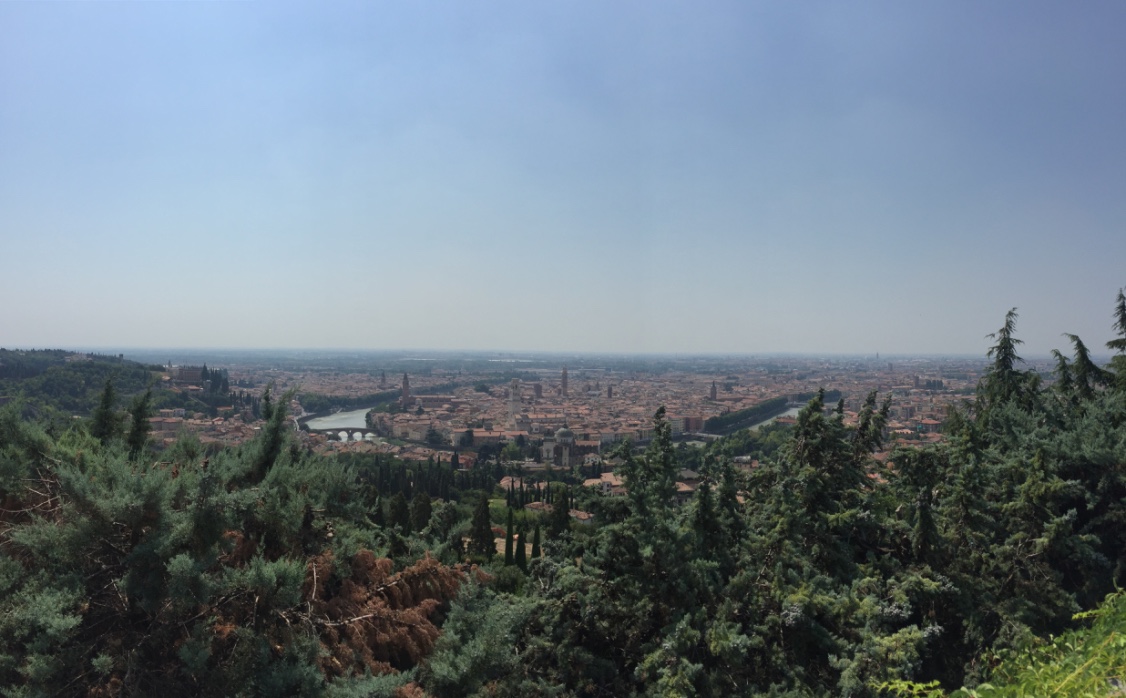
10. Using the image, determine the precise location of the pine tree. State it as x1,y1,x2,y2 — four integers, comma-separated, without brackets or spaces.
980,308,1038,412
1065,333,1109,400
246,387,292,483
1108,288,1126,354
1052,349,1074,398
1108,288,1126,390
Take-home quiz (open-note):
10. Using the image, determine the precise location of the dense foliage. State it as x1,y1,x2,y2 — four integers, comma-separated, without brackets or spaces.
703,396,790,434
1,291,1124,696
0,350,155,424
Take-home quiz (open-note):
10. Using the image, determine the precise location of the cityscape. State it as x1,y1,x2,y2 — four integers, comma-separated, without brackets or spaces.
142,353,996,461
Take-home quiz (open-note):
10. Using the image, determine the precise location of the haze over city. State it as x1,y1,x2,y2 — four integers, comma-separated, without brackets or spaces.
2,2,1124,356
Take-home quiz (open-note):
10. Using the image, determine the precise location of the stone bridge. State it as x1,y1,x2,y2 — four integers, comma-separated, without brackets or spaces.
307,426,380,442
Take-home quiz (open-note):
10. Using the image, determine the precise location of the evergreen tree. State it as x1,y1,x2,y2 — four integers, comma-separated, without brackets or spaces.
504,509,515,566
89,378,122,445
548,485,570,538
1052,349,1075,398
979,308,1039,413
1064,333,1109,400
246,387,292,483
126,389,152,460
372,495,386,528
261,385,273,420
1108,288,1126,354
1109,288,1126,391
530,523,541,561
411,491,432,532
469,494,495,559
514,524,527,571
620,407,679,519
389,491,411,533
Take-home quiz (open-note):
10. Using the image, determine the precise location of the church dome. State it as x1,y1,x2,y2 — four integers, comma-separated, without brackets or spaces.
555,425,574,442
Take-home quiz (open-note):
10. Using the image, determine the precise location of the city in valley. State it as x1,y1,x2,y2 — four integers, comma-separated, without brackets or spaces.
142,351,1000,471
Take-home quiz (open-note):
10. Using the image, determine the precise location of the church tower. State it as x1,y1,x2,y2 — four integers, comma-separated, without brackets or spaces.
400,373,411,407
508,378,520,423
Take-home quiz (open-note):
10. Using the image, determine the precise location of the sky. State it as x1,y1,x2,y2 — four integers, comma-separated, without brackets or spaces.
2,1,1124,357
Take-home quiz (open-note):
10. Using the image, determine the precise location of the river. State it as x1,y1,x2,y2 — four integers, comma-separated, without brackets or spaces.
303,407,373,430
745,406,802,431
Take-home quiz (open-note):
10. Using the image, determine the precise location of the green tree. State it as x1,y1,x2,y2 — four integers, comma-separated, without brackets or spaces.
548,485,570,538
501,441,521,463
411,491,433,532
1063,333,1109,400
126,389,152,460
530,523,541,561
389,491,411,533
979,308,1039,413
469,494,494,560
514,524,527,571
1108,288,1126,354
1109,288,1126,390
89,378,122,445
504,509,515,566
625,407,679,517
425,425,446,446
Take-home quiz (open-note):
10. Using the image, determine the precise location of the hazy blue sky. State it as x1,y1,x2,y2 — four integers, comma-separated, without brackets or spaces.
2,1,1124,356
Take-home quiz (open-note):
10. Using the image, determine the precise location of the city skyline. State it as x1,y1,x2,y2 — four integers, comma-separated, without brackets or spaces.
2,2,1125,356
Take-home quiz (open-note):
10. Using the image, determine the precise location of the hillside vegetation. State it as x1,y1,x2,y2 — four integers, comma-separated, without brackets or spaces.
1,290,1125,696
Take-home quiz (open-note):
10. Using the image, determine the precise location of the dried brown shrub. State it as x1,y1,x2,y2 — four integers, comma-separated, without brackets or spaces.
305,550,464,678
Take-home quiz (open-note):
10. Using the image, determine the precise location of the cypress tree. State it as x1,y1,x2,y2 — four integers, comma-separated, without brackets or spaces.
372,496,386,528
261,386,273,420
469,494,494,559
514,524,527,570
531,523,541,560
389,492,411,533
410,491,432,532
548,486,570,538
90,378,122,445
504,509,514,566
126,389,153,461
